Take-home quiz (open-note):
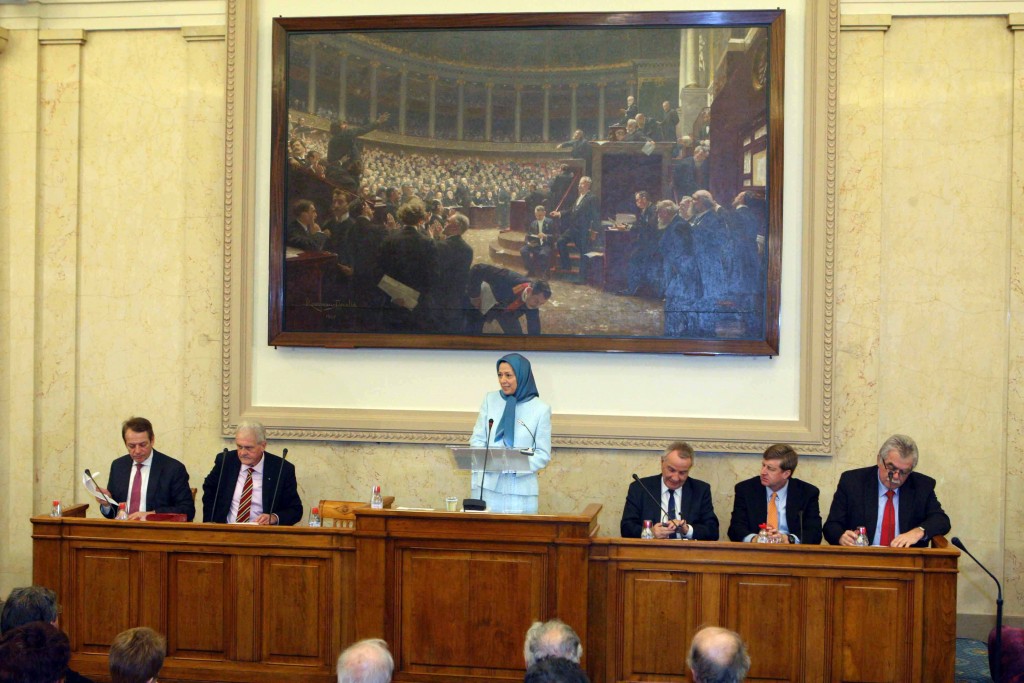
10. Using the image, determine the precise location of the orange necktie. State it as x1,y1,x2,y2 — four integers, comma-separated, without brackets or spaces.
767,492,779,530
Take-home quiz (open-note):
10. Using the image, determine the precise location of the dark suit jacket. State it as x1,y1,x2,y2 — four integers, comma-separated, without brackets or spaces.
286,219,328,252
201,450,303,526
560,192,599,239
102,450,195,521
823,466,950,547
727,476,822,544
620,474,719,540
467,264,542,335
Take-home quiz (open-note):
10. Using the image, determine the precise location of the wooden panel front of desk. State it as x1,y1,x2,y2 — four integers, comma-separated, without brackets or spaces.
587,538,958,683
353,505,600,682
32,517,354,683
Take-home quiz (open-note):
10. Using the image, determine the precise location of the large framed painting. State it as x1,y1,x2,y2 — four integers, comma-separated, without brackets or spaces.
269,11,784,355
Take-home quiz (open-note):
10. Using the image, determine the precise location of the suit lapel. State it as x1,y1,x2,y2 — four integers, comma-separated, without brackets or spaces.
784,481,802,534
145,452,162,503
864,468,880,536
221,454,242,520
897,475,915,533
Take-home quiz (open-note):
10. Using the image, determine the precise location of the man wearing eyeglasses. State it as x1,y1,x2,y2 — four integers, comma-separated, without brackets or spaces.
823,434,950,547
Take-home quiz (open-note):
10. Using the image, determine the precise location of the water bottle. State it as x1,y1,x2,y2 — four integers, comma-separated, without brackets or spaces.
854,526,869,546
115,502,128,520
756,523,772,543
370,485,383,510
50,500,62,517
308,506,322,527
640,520,654,539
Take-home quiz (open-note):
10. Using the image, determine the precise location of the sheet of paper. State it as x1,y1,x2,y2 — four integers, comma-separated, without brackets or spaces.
478,281,497,315
82,470,117,506
378,275,420,310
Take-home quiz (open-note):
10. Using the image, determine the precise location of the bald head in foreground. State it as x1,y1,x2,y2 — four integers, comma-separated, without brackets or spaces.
523,619,582,667
337,638,394,683
687,626,750,683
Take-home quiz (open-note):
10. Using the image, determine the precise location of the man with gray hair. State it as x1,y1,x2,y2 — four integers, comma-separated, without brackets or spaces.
523,619,583,668
687,626,750,683
1,586,94,683
202,420,303,525
824,434,950,547
337,638,394,683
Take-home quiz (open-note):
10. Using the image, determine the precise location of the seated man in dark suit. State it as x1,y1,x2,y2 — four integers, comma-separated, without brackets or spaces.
620,441,719,540
466,264,552,336
824,434,950,547
521,205,555,278
727,443,822,544
286,198,329,252
95,416,195,521
202,420,302,526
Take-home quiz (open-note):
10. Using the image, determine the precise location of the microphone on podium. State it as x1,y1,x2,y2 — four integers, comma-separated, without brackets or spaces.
516,419,537,454
952,537,1003,681
631,474,674,535
463,419,492,512
267,447,288,524
210,448,229,523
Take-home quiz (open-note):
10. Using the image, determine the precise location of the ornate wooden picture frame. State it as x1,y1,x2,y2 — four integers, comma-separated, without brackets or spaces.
269,11,784,356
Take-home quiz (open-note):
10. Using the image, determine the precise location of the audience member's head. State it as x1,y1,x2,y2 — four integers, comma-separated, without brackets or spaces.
0,586,59,635
523,619,582,668
687,626,750,683
524,657,590,683
336,638,394,683
0,622,70,683
109,626,166,683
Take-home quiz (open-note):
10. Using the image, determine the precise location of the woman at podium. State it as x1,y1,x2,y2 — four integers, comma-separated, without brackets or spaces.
470,353,551,513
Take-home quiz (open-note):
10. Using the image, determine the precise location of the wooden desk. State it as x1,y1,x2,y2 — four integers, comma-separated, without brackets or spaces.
32,511,957,683
354,505,601,682
32,516,353,683
587,537,959,683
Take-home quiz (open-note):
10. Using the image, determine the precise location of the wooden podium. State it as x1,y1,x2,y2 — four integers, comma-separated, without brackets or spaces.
353,505,601,682
32,509,958,683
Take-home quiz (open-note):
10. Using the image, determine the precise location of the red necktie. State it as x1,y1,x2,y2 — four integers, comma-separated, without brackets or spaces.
236,468,255,523
128,463,143,515
880,490,895,546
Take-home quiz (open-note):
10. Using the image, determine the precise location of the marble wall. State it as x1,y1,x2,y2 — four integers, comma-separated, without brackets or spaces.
1,11,1022,629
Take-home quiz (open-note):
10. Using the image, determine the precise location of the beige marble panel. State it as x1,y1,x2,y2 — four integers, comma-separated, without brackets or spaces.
879,16,1012,616
1004,15,1024,615
181,29,227,469
36,31,85,515
834,24,886,473
0,28,42,596
75,30,191,478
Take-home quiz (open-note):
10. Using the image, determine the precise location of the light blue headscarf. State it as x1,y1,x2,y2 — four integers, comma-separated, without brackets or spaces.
494,353,539,447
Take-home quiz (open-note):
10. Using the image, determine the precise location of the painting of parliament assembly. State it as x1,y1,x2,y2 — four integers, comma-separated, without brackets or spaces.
269,11,783,355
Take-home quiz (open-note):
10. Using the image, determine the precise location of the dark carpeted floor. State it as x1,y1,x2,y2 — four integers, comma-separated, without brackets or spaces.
958,638,993,682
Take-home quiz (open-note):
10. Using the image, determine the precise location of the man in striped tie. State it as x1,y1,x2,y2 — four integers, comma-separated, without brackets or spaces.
201,420,303,526
726,444,823,544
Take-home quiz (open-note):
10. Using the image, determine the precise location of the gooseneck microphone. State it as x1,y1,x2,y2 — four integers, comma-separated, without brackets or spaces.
631,474,673,533
463,419,492,511
210,448,229,523
84,468,114,508
516,419,537,454
952,537,1002,682
267,447,288,524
